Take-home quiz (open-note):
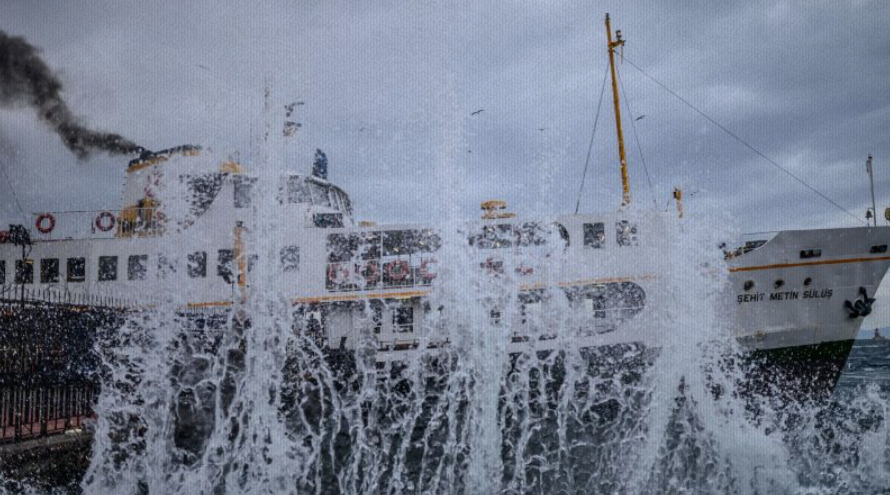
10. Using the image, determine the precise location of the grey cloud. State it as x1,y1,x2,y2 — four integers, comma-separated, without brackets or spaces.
0,1,888,234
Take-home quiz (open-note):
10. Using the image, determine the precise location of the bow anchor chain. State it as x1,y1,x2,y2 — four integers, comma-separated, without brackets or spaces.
844,286,875,318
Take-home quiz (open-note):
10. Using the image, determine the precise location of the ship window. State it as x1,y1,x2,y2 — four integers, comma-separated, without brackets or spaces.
489,308,502,326
98,256,118,282
799,249,821,259
280,246,300,272
371,302,383,334
40,258,60,284
285,176,311,204
742,240,767,253
0,260,5,284
743,280,754,291
67,258,85,282
515,223,548,246
310,183,332,208
616,220,638,247
234,176,257,208
417,229,442,252
383,230,409,256
157,254,177,279
583,223,605,248
187,251,207,278
128,255,148,281
217,249,234,283
870,244,888,254
555,223,570,247
360,232,382,259
335,190,354,215
314,213,344,228
470,224,513,249
393,305,414,333
327,233,360,262
15,259,33,284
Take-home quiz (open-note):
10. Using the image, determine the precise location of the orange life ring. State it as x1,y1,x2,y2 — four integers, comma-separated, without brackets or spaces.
361,261,380,285
35,213,56,234
95,211,116,232
419,258,437,282
385,260,410,282
326,263,350,286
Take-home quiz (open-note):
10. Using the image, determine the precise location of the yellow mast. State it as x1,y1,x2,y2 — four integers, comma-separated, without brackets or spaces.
605,13,630,207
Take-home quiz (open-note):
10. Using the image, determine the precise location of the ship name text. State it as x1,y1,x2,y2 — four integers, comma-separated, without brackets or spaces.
737,288,832,305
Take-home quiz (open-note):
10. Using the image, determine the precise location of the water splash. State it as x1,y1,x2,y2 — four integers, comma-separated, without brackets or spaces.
16,153,879,494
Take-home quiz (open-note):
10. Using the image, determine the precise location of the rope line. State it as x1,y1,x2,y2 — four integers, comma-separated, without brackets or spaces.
575,62,610,215
622,57,864,225
617,65,658,209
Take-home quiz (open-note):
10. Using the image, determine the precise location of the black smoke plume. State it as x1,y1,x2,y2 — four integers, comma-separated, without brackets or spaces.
0,31,145,158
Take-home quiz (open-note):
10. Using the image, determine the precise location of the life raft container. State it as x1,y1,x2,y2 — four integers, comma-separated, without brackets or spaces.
35,213,56,234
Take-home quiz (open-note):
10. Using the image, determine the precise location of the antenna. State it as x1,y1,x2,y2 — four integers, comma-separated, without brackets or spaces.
867,155,876,227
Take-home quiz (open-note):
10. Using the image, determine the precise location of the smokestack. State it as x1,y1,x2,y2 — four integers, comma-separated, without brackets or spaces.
0,30,145,158
312,148,328,180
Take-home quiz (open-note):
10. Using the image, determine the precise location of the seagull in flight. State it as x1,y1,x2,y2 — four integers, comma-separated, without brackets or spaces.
471,109,485,116
634,115,646,121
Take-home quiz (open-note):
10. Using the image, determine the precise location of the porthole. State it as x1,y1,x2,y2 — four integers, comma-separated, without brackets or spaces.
743,280,754,291
803,277,812,286
774,279,784,289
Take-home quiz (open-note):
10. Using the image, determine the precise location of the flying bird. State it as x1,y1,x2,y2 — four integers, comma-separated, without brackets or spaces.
634,115,646,121
471,109,484,116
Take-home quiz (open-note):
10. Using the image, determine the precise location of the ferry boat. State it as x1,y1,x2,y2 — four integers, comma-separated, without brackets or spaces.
1,15,887,390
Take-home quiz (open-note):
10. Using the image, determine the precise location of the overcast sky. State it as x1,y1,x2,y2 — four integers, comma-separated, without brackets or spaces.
1,1,889,234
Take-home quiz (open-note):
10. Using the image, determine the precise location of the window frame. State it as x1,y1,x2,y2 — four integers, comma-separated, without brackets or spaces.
187,251,207,278
67,257,86,282
40,258,60,284
217,249,234,283
128,254,149,281
279,246,300,273
98,256,118,282
15,259,34,284
392,305,414,333
583,222,606,248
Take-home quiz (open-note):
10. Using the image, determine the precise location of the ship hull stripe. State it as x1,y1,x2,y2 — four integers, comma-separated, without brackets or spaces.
729,255,890,273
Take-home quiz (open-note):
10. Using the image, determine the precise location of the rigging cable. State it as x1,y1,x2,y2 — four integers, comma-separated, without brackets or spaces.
0,155,26,222
575,62,610,215
622,56,865,225
617,65,658,210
